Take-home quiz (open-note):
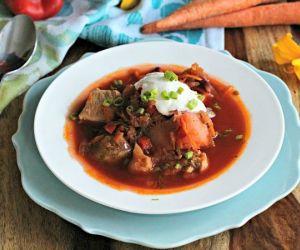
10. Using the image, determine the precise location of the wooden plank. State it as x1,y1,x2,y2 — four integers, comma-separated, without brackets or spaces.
242,25,300,203
0,96,76,250
228,25,300,249
0,40,101,250
230,195,300,250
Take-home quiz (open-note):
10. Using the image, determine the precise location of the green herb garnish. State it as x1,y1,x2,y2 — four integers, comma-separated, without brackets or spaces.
177,87,184,94
161,90,170,100
126,105,133,113
151,88,158,96
169,91,178,100
184,151,193,160
175,163,182,170
69,113,78,121
141,91,151,102
141,88,158,102
164,70,178,81
213,102,221,110
136,107,145,115
186,99,198,110
113,96,124,107
102,98,112,107
110,79,123,90
235,134,244,140
218,129,233,138
113,79,123,86
197,94,205,101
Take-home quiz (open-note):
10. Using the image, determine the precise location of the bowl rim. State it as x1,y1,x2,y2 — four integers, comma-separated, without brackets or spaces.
33,41,285,214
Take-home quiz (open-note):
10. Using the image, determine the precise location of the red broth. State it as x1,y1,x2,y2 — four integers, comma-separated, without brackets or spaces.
64,64,251,194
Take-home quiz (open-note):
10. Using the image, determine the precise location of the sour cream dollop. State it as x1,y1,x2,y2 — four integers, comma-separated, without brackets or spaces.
134,72,206,116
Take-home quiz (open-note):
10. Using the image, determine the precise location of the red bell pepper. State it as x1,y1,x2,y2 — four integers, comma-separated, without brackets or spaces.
4,0,64,20
104,122,117,134
137,136,152,151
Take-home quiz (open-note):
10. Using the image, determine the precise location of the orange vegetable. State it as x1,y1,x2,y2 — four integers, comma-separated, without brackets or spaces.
175,112,211,150
178,2,300,29
142,0,278,33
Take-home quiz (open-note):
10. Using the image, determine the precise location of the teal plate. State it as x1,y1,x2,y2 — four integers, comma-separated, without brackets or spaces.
12,53,300,249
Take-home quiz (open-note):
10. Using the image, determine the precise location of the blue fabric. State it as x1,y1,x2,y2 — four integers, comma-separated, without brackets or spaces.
0,0,223,113
80,0,224,48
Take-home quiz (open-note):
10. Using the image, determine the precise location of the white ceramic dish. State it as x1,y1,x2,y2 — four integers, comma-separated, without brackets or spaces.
34,42,284,214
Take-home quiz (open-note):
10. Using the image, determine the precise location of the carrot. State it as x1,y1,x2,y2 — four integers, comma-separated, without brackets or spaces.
179,2,300,29
175,112,211,150
142,0,279,34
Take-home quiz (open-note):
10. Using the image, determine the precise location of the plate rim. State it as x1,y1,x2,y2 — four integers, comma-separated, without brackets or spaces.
12,51,300,248
32,42,285,214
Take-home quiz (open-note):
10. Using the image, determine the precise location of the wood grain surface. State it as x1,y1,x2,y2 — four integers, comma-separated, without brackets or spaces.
0,25,299,250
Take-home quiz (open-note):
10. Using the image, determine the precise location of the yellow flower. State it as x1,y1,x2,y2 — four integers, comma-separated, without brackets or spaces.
272,33,300,80
292,58,300,80
120,0,140,10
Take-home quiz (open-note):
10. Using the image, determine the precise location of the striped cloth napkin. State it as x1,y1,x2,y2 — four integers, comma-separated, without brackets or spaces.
0,0,224,113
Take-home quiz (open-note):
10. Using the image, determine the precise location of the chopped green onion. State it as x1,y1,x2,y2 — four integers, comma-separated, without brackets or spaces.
184,151,193,160
126,105,133,113
197,94,205,101
151,88,158,95
152,198,159,201
113,96,124,107
161,90,170,100
218,128,233,138
141,95,148,102
149,88,158,100
213,102,221,110
113,79,123,86
175,163,182,170
102,98,112,107
69,113,78,121
169,91,178,99
186,99,198,110
136,107,145,115
143,91,152,98
141,91,151,102
164,70,178,81
141,88,158,102
177,87,184,94
235,134,244,140
110,79,123,90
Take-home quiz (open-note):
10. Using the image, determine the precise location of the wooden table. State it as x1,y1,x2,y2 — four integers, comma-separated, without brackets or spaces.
1,26,300,250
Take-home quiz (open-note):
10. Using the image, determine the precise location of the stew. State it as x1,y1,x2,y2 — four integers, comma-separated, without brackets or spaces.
64,64,251,194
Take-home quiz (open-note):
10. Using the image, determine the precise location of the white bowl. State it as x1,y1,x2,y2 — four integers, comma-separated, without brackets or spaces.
34,41,284,214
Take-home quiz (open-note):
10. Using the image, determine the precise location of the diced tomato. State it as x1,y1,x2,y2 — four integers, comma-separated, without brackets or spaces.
138,136,152,151
104,122,117,134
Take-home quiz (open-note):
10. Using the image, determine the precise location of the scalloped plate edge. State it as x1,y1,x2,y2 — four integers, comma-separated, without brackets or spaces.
11,53,300,249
